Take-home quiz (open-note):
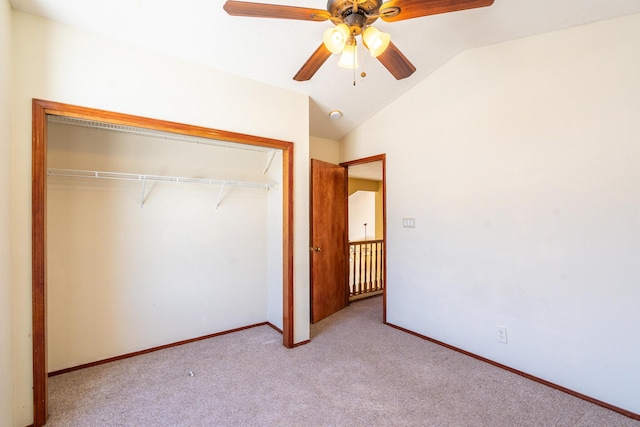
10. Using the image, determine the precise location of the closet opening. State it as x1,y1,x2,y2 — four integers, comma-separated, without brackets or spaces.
32,99,294,426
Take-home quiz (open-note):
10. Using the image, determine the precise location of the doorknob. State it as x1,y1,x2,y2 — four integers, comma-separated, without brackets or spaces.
309,247,322,252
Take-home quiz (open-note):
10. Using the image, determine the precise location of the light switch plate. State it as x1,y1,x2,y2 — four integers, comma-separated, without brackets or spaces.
402,218,415,228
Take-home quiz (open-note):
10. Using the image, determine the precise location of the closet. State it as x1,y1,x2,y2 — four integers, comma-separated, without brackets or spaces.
45,116,284,373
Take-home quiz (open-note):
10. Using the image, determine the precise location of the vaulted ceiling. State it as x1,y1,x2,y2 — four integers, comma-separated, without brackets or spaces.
10,0,640,140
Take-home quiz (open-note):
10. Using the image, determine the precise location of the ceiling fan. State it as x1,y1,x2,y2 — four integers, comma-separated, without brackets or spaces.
223,0,495,81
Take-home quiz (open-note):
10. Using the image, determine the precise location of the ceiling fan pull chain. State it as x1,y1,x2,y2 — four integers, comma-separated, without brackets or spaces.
353,35,358,85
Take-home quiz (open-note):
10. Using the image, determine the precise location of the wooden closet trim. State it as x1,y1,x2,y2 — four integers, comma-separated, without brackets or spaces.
31,99,295,426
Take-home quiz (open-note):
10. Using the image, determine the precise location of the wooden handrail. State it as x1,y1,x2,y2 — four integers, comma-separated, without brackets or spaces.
349,238,384,245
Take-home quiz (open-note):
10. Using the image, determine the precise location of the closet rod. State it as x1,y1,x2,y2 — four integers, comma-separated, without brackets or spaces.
47,168,276,190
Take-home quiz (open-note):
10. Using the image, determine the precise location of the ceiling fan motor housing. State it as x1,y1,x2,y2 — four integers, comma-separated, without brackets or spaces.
327,0,381,34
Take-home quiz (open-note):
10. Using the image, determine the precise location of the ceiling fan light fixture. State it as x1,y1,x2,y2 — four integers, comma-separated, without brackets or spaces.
362,26,390,57
323,23,350,54
338,37,359,69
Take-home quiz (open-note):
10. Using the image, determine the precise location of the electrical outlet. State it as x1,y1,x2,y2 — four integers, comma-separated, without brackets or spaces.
497,326,508,344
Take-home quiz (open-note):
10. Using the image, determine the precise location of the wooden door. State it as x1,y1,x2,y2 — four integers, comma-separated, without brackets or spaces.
310,159,348,323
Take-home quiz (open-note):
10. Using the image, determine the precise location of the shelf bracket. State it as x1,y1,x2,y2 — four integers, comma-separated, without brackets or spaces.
215,181,227,210
263,150,276,175
140,179,147,208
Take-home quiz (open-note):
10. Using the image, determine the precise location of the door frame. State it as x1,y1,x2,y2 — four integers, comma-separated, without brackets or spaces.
31,99,295,426
340,154,387,323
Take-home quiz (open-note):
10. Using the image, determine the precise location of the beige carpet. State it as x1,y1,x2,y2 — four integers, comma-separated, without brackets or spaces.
47,296,639,426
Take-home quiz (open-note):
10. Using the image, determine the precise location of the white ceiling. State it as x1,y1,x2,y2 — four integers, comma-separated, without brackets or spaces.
10,0,640,141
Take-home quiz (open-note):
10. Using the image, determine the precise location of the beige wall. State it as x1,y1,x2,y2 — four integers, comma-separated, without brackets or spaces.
12,11,310,426
375,181,383,240
0,1,14,426
348,177,378,195
309,135,340,164
342,14,640,414
348,178,383,240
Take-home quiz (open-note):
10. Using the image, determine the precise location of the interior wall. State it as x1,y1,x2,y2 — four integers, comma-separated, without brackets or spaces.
348,178,378,195
309,136,340,164
375,182,383,240
341,14,640,415
348,178,383,240
0,1,14,426
12,11,309,426
348,191,376,241
46,123,278,371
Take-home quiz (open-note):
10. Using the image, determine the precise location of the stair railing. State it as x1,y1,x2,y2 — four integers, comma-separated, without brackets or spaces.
348,239,384,299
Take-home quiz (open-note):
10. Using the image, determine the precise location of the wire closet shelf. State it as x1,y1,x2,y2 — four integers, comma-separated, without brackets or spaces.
47,168,276,190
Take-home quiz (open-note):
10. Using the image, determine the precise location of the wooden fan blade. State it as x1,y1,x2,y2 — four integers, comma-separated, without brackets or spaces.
223,1,330,21
293,44,332,81
376,41,416,80
379,0,494,22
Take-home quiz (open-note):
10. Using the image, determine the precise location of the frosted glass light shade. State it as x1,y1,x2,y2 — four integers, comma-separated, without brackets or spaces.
363,26,390,57
338,42,359,69
323,23,350,54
